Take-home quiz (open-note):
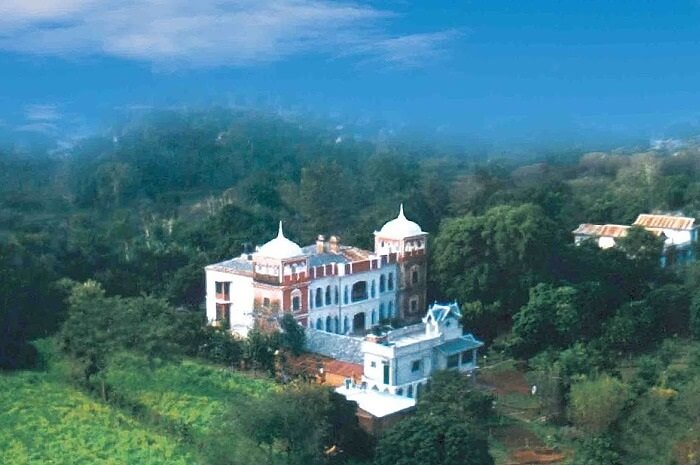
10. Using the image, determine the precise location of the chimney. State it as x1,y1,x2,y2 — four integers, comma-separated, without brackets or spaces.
329,235,340,253
316,235,326,254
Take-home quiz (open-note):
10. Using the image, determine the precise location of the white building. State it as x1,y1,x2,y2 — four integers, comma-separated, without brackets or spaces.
572,213,699,267
204,205,429,337
359,302,483,399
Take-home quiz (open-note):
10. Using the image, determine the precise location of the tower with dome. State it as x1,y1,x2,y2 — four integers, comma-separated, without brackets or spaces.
204,206,428,337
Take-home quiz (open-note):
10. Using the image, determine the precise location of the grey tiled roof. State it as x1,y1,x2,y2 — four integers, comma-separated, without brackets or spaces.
206,258,253,273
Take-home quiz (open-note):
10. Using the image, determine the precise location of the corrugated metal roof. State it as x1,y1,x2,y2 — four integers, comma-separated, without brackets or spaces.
573,223,630,238
572,223,604,236
599,224,630,238
633,214,696,230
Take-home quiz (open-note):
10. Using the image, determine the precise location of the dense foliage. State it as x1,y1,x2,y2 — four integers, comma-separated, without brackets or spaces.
4,109,700,464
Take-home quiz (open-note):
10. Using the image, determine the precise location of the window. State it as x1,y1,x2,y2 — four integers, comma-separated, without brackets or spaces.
263,297,270,307
316,319,323,330
326,316,332,332
461,351,473,365
215,282,230,300
388,301,394,317
407,385,413,398
215,303,230,321
343,286,349,304
370,361,376,368
309,289,313,309
379,303,385,320
334,286,339,304
447,354,459,368
325,286,332,305
411,360,421,372
351,281,368,302
292,290,302,312
412,268,419,285
396,388,403,396
387,273,394,290
379,274,386,292
371,310,377,325
410,298,418,313
370,280,376,298
315,288,323,307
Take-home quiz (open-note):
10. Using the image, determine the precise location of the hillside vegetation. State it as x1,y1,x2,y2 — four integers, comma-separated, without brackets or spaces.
3,109,700,464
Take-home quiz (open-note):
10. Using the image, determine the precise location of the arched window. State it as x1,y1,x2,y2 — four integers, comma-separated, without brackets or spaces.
292,290,301,312
343,286,349,304
309,289,313,309
371,310,377,325
412,267,419,285
379,303,385,320
326,316,332,332
344,316,350,334
334,286,339,304
379,274,386,293
388,301,394,317
334,316,339,334
407,385,413,398
325,286,332,305
316,319,323,330
351,281,368,302
315,288,323,307
370,280,376,298
388,273,394,290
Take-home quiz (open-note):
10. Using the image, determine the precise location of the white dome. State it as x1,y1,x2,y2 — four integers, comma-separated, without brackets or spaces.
258,222,303,259
378,204,424,238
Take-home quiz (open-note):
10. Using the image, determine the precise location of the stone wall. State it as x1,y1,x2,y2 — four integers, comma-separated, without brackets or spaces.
304,328,364,364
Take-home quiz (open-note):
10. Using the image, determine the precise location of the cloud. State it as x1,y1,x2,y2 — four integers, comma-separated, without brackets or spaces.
0,0,457,68
24,104,61,122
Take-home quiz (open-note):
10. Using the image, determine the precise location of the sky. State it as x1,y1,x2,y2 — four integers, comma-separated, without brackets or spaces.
2,0,700,149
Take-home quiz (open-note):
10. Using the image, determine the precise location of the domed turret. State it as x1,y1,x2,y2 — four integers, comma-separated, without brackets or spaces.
257,222,303,259
378,204,423,239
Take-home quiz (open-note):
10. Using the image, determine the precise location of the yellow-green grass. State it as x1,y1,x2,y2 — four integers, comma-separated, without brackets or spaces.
0,340,277,465
0,370,194,465
106,353,277,432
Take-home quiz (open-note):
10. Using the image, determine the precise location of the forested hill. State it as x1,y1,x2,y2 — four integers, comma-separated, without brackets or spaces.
3,109,700,351
3,109,700,348
3,109,700,465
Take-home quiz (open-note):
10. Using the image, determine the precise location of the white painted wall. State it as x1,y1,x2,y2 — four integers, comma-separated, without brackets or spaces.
205,269,254,336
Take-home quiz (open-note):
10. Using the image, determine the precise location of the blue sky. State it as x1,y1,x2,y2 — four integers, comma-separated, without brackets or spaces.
1,0,700,148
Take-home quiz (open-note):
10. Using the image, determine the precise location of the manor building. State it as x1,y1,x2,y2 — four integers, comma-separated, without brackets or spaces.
205,205,428,337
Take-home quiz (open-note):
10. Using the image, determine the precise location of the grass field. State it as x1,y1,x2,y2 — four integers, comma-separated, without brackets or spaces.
0,340,276,465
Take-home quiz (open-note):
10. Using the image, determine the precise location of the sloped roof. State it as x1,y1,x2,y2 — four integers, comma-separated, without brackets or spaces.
598,224,630,238
206,258,254,274
436,334,484,355
633,214,696,230
424,302,461,323
573,223,630,238
572,223,604,236
323,359,363,379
